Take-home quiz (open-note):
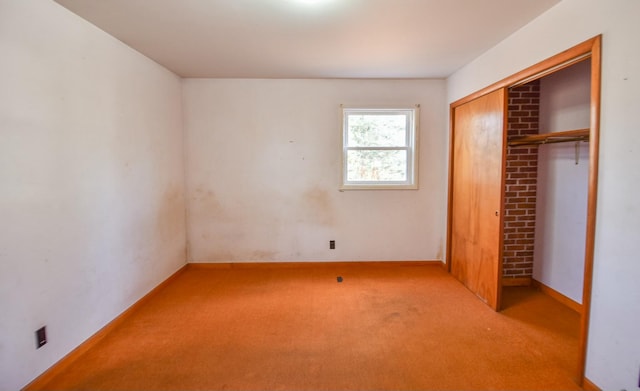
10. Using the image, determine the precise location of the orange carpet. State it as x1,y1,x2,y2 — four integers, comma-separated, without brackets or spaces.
32,263,581,390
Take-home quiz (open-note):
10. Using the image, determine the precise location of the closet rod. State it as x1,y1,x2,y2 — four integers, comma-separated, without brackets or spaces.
507,128,590,147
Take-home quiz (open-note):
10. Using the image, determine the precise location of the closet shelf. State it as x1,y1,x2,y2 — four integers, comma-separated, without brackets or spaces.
508,128,590,147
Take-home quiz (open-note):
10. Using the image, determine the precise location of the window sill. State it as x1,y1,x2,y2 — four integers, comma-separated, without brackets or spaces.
339,184,419,191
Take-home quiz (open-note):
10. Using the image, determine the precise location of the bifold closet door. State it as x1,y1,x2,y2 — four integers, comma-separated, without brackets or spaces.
450,88,506,311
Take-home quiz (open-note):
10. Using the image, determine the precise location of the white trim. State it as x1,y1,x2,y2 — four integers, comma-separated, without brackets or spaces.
340,106,419,190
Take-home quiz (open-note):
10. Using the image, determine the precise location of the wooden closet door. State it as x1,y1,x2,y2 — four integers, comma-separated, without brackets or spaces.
450,89,506,311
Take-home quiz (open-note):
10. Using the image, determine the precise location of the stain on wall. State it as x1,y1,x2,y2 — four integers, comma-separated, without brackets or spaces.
192,187,229,220
435,241,443,261
298,187,335,226
156,183,186,241
251,250,278,260
183,79,447,263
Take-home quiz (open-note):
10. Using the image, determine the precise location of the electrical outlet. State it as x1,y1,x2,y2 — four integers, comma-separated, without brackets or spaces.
329,240,335,249
36,326,47,349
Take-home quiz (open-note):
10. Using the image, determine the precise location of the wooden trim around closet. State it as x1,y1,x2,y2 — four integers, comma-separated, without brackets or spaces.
578,33,602,385
450,37,597,108
582,377,602,391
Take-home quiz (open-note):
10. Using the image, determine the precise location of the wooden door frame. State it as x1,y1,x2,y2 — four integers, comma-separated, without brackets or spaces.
445,35,601,386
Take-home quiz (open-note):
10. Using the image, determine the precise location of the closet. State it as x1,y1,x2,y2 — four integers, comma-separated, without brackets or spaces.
446,36,601,385
502,58,591,312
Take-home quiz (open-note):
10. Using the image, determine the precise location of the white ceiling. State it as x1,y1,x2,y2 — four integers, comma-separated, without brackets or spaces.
54,0,561,79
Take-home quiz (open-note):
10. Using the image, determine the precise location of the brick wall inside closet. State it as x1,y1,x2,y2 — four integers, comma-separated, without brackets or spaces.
503,81,540,282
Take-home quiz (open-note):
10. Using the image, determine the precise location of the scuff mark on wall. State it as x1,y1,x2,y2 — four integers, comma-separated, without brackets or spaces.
251,250,278,261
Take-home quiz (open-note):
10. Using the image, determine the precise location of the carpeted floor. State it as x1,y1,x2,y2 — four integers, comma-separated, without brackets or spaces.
33,263,582,390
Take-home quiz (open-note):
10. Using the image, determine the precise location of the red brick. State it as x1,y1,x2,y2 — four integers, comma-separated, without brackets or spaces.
504,83,539,279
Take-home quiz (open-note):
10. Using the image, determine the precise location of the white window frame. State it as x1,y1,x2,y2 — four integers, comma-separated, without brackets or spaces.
341,106,419,190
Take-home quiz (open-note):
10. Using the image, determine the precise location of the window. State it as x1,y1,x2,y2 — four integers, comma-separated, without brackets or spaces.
341,107,418,190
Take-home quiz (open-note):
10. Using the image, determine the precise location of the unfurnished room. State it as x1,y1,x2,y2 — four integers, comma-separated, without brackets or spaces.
1,0,639,390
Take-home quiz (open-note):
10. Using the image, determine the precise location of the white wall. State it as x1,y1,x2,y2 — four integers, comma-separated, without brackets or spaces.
447,0,640,388
534,60,591,303
183,79,447,263
0,1,186,389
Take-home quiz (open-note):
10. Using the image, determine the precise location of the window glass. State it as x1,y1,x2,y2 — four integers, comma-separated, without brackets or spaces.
341,107,418,190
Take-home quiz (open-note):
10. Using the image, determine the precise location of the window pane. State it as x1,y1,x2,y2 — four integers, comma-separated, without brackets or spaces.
347,114,407,147
347,150,407,181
